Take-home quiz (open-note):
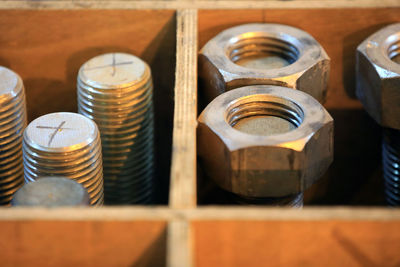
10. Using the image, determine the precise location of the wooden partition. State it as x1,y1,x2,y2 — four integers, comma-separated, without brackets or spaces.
0,1,400,267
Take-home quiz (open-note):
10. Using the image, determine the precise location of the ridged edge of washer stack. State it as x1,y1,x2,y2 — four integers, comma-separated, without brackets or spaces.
22,112,104,206
77,52,154,205
0,66,27,205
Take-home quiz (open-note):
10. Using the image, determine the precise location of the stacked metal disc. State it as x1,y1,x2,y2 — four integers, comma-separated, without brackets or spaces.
77,52,154,204
0,66,27,205
22,112,104,206
11,176,90,207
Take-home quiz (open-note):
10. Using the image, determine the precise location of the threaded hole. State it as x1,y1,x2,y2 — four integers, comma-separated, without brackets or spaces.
226,95,304,136
228,36,300,70
388,40,400,64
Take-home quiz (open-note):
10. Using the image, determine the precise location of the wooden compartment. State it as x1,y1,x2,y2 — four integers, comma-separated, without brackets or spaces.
1,1,400,267
197,8,400,206
0,9,176,204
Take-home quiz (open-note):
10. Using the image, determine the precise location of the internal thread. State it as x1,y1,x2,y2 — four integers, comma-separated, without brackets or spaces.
388,40,400,64
228,36,300,67
382,128,400,206
232,193,304,208
226,96,304,134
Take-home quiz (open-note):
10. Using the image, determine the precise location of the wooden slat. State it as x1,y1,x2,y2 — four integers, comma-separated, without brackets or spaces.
0,0,399,9
0,220,167,267
1,207,399,222
169,9,198,209
0,207,175,221
0,207,399,267
185,207,400,220
193,219,400,267
167,220,194,267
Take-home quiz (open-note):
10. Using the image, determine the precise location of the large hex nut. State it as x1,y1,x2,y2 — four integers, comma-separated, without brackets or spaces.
356,23,400,130
197,85,333,198
199,23,330,104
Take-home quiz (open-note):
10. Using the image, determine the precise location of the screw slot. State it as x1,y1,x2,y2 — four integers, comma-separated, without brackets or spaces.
228,36,300,69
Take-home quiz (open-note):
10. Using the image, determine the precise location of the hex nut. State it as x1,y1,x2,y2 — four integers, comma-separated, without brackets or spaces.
197,85,334,198
356,23,400,130
199,23,330,104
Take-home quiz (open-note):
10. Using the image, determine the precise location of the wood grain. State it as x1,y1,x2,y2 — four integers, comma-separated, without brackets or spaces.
0,206,399,266
0,220,167,267
193,219,400,267
169,9,198,209
167,220,194,267
1,207,400,221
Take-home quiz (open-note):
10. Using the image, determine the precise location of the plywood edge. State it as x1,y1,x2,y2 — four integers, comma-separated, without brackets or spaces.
0,207,176,221
0,0,399,9
169,9,198,209
167,219,194,267
185,206,400,221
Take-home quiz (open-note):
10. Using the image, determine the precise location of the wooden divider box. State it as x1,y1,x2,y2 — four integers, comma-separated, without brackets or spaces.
0,1,400,267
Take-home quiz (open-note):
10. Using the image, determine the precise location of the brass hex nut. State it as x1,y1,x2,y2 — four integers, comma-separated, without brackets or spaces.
197,85,333,198
199,23,330,104
356,23,400,130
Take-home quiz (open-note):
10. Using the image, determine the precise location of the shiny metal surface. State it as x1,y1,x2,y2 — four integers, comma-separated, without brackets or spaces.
356,23,400,206
382,129,400,206
198,85,333,200
356,23,400,130
77,52,154,204
199,23,330,104
11,176,90,206
22,112,104,206
0,66,27,205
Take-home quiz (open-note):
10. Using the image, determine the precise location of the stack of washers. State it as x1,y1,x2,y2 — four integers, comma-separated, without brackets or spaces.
0,66,27,205
22,112,104,206
77,52,154,204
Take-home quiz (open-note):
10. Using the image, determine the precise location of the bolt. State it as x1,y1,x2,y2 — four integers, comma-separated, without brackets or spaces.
22,112,104,206
0,66,27,205
356,23,400,206
197,85,334,207
77,52,155,204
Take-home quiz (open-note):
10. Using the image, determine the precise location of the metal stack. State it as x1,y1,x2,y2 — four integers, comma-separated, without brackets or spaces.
77,52,154,204
0,66,27,205
382,128,400,205
22,112,104,206
11,176,90,207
